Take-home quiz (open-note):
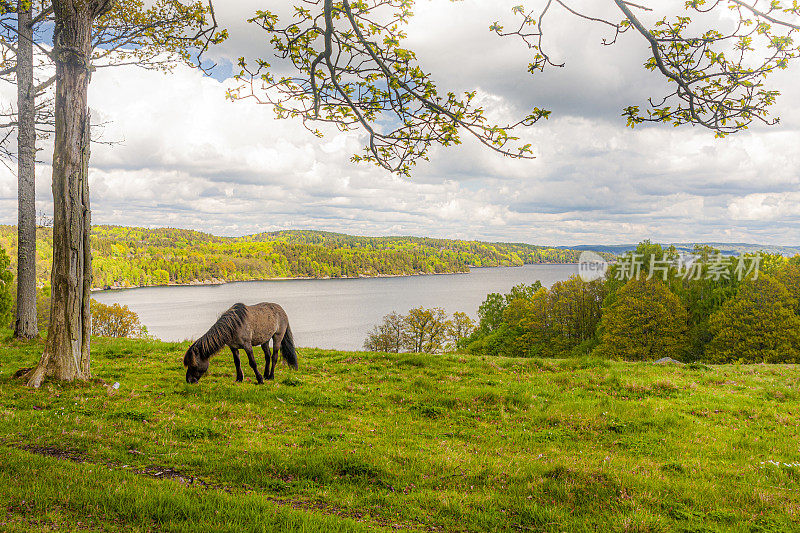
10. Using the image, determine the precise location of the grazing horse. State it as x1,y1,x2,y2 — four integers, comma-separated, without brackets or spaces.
183,302,298,384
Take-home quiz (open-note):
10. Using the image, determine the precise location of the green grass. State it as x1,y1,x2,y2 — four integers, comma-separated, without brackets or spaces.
1,331,799,532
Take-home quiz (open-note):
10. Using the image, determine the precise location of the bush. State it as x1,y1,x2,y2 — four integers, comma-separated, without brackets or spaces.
90,299,148,338
467,324,525,357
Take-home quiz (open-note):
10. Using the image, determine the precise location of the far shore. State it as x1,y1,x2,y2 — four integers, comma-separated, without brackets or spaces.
91,263,580,293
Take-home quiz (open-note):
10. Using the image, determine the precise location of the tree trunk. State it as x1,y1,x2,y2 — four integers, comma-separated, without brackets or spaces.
26,0,97,388
14,0,39,339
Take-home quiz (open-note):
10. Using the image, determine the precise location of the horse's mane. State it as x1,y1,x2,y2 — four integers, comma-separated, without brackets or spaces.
186,303,249,363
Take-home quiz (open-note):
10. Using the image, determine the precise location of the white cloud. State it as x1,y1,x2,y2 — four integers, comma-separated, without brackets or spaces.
728,193,800,222
0,0,798,246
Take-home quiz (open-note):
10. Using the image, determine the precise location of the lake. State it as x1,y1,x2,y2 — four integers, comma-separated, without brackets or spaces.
92,264,578,350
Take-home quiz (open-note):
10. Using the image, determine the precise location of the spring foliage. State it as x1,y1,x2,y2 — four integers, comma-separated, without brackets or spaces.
0,225,595,289
468,278,605,358
232,1,800,174
465,242,800,364
597,278,688,361
0,244,12,326
90,300,148,339
706,275,800,364
364,307,475,353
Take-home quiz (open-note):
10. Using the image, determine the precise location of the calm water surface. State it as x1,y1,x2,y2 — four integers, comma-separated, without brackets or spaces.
93,264,577,350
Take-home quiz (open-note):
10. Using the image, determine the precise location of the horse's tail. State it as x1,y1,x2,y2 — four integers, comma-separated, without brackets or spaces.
281,323,298,370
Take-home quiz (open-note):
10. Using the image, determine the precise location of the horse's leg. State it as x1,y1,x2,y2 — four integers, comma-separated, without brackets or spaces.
230,346,244,382
270,332,283,380
261,342,272,380
243,344,263,384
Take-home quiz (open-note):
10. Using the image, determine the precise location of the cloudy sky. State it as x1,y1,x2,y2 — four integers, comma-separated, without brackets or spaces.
0,0,798,246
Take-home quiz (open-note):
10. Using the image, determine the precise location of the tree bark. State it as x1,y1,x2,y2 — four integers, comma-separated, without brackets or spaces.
26,0,99,387
14,0,39,339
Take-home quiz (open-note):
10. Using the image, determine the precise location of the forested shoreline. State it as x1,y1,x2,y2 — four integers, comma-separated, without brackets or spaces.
0,225,598,290
465,242,800,363
365,242,800,364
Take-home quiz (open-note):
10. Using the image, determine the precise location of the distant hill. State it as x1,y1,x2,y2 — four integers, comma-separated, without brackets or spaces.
0,225,608,290
559,242,800,257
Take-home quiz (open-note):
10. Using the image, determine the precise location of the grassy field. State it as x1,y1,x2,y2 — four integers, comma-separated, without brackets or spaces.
0,331,798,532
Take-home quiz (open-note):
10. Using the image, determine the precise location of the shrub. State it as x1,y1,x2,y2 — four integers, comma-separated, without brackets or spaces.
467,324,524,357
90,299,148,338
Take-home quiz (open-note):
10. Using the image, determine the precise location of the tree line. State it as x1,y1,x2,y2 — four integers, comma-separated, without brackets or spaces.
0,225,596,290
0,243,143,337
460,242,800,364
363,308,476,354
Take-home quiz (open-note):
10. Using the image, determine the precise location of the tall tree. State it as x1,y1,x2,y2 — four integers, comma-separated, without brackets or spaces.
24,0,107,386
1,1,62,339
0,0,223,341
23,1,224,387
597,278,688,361
0,1,53,338
707,275,800,364
13,0,37,338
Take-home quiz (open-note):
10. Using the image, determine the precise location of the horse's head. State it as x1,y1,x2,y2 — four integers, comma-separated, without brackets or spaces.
183,344,208,384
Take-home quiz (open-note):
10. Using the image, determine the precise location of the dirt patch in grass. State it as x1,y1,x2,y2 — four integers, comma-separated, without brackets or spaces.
19,443,219,489
20,444,86,463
